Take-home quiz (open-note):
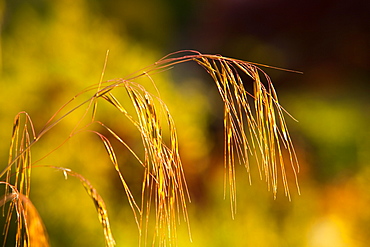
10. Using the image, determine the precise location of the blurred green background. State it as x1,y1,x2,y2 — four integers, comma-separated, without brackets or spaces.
1,0,369,246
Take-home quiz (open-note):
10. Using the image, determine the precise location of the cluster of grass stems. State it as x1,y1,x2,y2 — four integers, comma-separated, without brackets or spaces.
0,50,300,246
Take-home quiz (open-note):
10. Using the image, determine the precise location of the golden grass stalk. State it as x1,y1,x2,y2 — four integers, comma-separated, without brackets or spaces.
1,50,299,246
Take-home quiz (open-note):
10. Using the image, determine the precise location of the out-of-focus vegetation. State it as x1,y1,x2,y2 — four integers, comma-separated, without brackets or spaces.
1,0,369,246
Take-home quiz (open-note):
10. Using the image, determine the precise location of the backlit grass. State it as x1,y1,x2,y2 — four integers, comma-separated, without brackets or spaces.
0,50,300,247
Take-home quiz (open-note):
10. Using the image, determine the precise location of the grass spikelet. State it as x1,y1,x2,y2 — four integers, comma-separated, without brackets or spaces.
0,112,39,247
6,112,35,198
51,167,116,247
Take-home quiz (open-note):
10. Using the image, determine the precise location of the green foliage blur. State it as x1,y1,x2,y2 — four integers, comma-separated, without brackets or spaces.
1,0,369,246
